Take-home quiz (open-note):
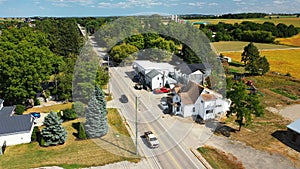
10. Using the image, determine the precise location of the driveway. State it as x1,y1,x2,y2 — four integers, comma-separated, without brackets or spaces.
279,104,300,121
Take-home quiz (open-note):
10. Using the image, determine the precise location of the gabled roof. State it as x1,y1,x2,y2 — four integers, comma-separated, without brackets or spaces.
0,106,15,118
146,69,162,79
0,114,34,135
287,118,300,134
175,63,211,75
179,81,204,105
201,94,217,101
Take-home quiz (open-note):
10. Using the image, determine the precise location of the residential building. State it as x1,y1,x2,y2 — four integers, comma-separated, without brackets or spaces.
171,81,231,120
174,63,211,85
0,99,35,147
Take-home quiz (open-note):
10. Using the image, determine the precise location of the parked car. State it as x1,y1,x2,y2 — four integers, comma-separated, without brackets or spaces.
31,112,41,118
120,94,128,103
160,101,168,110
160,87,171,93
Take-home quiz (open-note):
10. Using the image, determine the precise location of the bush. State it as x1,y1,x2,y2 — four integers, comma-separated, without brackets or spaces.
78,123,87,139
34,98,40,106
40,137,46,147
31,126,40,142
62,108,77,121
15,105,25,115
72,101,86,117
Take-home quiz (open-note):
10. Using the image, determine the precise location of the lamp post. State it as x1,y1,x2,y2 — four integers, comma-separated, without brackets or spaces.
135,96,138,156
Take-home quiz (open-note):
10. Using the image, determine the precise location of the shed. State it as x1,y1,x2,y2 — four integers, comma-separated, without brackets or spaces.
287,118,300,146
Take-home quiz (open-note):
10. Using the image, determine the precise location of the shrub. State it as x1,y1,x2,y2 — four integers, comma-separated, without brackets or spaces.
40,137,46,147
78,123,87,139
72,101,85,117
34,98,40,106
62,108,77,121
31,126,40,142
15,105,25,115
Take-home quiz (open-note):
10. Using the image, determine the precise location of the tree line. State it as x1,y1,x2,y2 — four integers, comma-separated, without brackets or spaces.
180,13,267,20
200,21,299,43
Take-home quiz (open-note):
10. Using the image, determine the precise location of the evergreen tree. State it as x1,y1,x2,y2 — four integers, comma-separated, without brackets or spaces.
41,112,67,146
241,42,270,75
78,122,87,139
84,85,108,138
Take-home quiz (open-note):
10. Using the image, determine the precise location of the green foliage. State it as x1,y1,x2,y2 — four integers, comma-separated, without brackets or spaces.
78,123,87,140
72,101,86,117
31,126,40,142
41,112,67,146
62,108,78,121
84,85,108,138
241,42,270,75
270,88,299,100
109,43,139,64
15,105,25,115
227,80,264,130
34,98,41,106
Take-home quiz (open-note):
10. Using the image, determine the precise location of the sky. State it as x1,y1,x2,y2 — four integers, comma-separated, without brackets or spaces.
0,0,299,17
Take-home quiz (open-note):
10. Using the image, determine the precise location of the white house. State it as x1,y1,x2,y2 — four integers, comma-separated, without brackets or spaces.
145,69,164,90
171,81,231,120
0,99,35,147
174,63,211,85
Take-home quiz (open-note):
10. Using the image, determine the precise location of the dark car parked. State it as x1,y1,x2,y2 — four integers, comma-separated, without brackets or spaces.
120,94,128,103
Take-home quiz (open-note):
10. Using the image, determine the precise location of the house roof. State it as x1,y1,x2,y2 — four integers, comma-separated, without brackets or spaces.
134,60,175,72
0,106,15,118
287,118,300,134
202,94,217,101
175,63,211,74
0,114,34,135
146,69,161,79
179,81,204,105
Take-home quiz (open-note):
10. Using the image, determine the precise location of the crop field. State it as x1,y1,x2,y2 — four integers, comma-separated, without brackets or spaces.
222,49,300,79
276,33,300,47
189,16,300,27
211,41,291,53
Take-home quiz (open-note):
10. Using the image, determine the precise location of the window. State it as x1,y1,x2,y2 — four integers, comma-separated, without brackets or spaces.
206,109,213,114
216,105,222,107
177,107,180,111
157,77,159,80
193,107,195,112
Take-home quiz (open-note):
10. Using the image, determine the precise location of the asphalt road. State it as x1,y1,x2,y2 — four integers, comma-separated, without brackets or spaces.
110,66,207,169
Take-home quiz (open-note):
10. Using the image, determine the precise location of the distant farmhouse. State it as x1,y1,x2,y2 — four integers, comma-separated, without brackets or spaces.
0,99,35,148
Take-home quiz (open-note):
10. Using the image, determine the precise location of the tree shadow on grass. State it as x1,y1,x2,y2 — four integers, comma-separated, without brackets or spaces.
272,130,300,152
99,137,136,155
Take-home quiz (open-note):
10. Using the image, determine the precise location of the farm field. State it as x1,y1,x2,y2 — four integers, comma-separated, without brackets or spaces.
0,108,139,169
276,33,300,47
211,41,293,53
222,49,300,79
189,16,300,27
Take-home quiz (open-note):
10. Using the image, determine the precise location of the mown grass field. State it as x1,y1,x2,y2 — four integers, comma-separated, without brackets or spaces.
276,33,300,47
222,49,300,79
189,16,300,27
0,107,139,169
24,102,73,114
197,146,244,169
212,41,291,52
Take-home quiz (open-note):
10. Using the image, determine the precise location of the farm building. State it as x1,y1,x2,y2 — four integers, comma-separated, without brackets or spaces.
287,118,300,147
0,99,35,147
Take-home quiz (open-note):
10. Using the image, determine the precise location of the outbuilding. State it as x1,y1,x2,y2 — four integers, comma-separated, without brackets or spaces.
287,118,300,147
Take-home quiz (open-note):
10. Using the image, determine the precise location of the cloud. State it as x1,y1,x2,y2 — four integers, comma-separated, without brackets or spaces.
187,2,205,7
0,0,7,4
273,0,285,4
48,0,95,7
208,2,218,6
97,0,163,9
232,0,241,2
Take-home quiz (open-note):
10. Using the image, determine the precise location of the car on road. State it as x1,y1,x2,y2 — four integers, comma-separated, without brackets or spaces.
160,101,168,110
144,131,159,148
120,94,128,103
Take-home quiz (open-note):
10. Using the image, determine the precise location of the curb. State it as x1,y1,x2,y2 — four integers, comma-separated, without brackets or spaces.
190,148,213,169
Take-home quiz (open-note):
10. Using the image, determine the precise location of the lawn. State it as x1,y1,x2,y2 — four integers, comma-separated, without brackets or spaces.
197,146,244,169
222,49,300,79
212,41,291,53
24,102,73,114
189,16,300,27
276,33,300,47
0,108,139,169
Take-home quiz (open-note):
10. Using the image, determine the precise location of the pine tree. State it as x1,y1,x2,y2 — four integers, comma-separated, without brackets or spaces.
41,112,67,146
84,85,108,138
78,122,87,139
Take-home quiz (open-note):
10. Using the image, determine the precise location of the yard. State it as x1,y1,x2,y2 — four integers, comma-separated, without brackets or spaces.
0,107,139,169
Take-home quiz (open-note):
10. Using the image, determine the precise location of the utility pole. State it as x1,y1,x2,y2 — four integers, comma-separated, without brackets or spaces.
135,96,138,156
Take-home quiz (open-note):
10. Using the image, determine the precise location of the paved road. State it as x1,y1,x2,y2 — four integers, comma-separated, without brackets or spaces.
109,66,209,169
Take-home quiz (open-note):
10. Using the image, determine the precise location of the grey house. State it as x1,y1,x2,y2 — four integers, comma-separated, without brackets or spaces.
287,118,300,147
0,99,35,147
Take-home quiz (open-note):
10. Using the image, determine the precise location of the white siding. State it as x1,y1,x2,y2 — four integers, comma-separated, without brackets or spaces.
183,104,194,117
0,125,34,146
150,74,163,90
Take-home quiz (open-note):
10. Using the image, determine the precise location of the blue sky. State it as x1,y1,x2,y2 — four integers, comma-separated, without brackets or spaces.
0,0,299,17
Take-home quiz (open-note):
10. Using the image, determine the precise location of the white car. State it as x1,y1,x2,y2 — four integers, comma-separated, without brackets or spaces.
160,101,168,110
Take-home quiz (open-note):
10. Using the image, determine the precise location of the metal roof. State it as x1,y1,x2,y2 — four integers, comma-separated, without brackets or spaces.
287,118,300,134
146,69,161,79
175,63,211,74
0,104,34,135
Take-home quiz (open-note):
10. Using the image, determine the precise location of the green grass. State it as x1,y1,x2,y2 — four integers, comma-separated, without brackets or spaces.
212,41,292,53
270,88,299,100
24,102,73,114
197,146,244,169
0,108,139,169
